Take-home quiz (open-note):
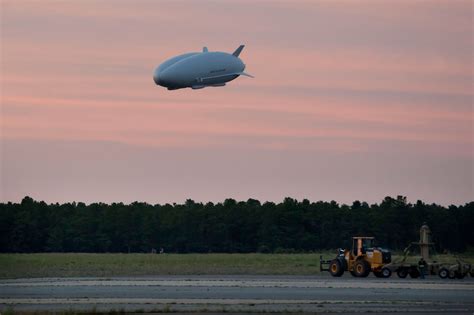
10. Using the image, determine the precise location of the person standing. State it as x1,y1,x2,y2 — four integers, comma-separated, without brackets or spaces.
418,258,427,279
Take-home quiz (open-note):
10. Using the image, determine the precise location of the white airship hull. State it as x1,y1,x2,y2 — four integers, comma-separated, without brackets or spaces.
153,46,252,90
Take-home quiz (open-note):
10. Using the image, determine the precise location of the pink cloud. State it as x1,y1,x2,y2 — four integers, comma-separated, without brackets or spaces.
1,0,472,204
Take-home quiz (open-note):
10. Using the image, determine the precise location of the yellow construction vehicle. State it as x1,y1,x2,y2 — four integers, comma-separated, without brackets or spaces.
320,236,392,278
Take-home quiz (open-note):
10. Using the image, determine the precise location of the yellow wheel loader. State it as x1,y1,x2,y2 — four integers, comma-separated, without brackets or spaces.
321,237,392,278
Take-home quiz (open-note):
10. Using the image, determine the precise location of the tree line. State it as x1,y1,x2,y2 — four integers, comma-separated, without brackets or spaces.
0,196,472,253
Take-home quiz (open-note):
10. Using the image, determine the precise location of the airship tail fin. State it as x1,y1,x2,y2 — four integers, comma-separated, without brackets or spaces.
232,45,245,57
240,72,254,78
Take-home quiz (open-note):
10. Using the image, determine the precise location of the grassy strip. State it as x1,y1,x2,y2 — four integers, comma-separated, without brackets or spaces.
0,253,330,278
1,253,472,279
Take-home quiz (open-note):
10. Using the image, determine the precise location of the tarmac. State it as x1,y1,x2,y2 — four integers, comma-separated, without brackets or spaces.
1,275,473,313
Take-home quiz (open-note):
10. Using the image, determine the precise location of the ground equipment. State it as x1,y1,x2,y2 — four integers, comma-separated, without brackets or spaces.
320,237,392,278
382,224,472,279
438,259,472,279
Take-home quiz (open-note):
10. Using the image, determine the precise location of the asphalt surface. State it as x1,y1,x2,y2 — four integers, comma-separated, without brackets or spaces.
1,275,473,313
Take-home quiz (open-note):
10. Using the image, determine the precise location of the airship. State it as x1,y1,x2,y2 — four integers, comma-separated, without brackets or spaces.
153,45,253,90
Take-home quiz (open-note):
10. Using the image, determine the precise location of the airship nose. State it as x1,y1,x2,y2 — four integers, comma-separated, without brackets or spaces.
153,70,161,85
158,69,174,86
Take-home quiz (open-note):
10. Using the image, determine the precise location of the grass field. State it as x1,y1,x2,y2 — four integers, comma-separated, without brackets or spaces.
0,253,327,278
1,253,473,279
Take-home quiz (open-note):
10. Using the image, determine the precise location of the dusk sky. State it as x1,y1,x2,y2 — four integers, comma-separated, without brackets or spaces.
1,0,472,205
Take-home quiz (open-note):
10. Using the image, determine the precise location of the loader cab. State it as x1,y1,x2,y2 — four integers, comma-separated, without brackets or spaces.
352,237,374,257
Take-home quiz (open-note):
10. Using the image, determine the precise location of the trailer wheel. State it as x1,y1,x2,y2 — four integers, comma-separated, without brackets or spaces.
397,268,408,278
350,270,357,277
381,267,392,278
438,268,449,279
329,259,344,277
409,268,420,278
447,271,456,279
354,260,370,277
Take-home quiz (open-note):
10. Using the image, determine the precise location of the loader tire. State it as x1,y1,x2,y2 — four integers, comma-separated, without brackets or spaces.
354,260,370,277
438,268,449,279
329,259,344,277
397,268,408,278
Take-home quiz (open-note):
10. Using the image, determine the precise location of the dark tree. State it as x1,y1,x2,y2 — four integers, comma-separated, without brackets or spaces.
0,196,472,253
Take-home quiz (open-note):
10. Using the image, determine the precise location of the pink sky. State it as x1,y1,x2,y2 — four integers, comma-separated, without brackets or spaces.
1,0,472,205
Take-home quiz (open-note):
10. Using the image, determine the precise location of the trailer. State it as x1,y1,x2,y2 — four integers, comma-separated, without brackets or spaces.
438,260,473,279
383,224,472,279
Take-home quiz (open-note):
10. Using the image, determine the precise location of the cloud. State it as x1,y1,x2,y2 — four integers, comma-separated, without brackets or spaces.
1,0,472,204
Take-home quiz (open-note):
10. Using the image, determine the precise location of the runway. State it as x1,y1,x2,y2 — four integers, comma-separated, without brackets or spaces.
1,275,473,313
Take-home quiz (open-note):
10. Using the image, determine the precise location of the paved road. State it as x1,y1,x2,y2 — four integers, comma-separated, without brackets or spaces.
1,275,473,313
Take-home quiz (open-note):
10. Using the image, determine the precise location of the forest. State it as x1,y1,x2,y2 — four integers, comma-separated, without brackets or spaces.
0,196,472,253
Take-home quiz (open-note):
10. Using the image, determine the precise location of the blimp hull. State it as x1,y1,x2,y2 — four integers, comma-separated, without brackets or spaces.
154,46,252,90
